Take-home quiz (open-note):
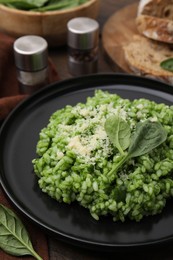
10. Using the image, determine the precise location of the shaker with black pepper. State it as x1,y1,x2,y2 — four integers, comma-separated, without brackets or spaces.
13,35,49,94
67,17,99,76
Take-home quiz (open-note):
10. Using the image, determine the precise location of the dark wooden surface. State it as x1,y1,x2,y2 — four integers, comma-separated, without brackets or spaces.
48,1,173,259
102,2,139,73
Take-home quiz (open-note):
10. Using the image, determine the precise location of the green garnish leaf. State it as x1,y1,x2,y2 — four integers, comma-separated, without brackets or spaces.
105,114,131,155
160,58,173,72
128,120,167,158
0,204,42,260
107,120,167,181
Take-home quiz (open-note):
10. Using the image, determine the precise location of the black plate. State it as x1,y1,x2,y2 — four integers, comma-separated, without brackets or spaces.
1,74,173,251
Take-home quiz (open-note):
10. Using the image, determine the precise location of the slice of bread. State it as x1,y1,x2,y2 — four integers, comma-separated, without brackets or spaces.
137,0,173,43
136,15,173,43
138,0,173,19
123,34,173,84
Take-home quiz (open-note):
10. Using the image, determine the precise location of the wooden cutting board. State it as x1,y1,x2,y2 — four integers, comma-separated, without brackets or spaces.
102,2,139,73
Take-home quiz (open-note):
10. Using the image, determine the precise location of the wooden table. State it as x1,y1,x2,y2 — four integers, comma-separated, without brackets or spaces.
48,1,173,259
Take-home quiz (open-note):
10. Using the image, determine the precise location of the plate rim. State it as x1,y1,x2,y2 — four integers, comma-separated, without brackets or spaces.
1,73,173,251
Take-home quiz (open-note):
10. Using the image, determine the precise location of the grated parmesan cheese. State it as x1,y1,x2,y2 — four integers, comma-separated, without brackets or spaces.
57,151,64,159
68,136,91,156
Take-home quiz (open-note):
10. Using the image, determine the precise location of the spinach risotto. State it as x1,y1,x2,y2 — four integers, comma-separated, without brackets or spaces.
32,90,173,221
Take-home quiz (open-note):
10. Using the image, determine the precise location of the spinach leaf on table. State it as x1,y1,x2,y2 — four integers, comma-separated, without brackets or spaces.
0,204,42,260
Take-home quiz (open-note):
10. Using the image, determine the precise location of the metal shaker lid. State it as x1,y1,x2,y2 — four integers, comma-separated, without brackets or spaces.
67,17,99,50
13,35,48,71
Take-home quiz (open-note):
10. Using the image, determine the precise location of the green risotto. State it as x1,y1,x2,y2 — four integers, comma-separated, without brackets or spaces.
32,90,173,221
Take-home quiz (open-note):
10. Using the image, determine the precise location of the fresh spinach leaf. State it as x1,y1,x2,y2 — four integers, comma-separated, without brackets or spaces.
160,58,173,72
34,0,88,11
0,204,42,260
105,114,131,155
0,0,48,10
127,120,167,158
0,0,89,11
106,120,167,180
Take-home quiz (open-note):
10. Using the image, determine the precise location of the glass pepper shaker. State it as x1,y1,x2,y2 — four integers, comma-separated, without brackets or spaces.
13,35,49,94
67,17,99,76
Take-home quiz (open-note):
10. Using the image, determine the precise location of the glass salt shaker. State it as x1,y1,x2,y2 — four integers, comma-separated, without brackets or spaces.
13,35,49,94
67,17,99,76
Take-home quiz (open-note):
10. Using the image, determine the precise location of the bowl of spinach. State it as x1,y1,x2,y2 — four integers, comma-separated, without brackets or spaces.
0,0,99,46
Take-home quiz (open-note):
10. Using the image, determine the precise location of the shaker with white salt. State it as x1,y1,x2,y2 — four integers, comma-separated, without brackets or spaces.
13,35,49,94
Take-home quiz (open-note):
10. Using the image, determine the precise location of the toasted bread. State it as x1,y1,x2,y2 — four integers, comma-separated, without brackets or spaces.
136,14,173,43
123,35,173,84
138,0,173,19
137,0,173,43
